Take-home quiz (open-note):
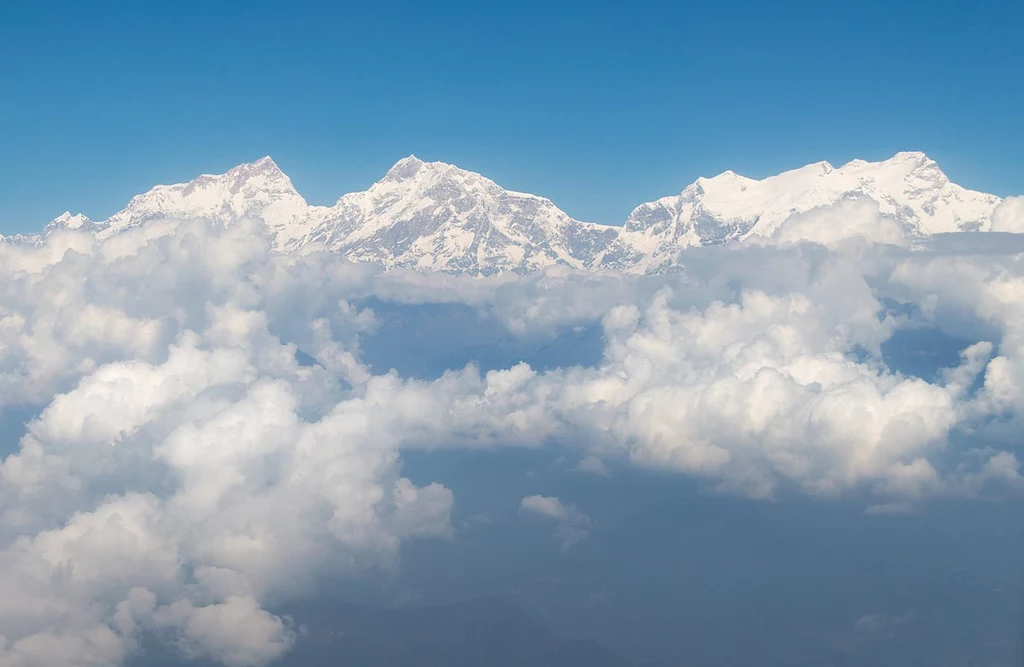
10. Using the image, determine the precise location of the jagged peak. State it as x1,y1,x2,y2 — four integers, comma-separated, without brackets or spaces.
380,154,482,184
681,153,945,198
222,155,293,184
47,211,93,230
839,151,939,173
223,155,281,173
888,150,933,163
888,151,943,174
127,156,303,203
698,168,735,180
382,154,427,181
395,154,423,167
160,156,287,185
691,169,757,191
375,155,510,195
868,151,949,185
690,159,835,189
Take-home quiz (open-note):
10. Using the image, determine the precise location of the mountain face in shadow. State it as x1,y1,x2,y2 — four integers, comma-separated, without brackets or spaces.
276,597,640,667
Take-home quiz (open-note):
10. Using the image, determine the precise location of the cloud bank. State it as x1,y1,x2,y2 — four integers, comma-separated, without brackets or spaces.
1,208,1024,665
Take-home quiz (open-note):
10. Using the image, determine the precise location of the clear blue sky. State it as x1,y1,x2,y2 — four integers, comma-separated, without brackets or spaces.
1,0,1021,233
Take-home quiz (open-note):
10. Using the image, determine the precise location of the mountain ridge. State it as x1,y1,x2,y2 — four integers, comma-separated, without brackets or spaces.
26,152,1007,274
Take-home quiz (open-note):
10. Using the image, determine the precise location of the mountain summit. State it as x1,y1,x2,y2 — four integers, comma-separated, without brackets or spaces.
45,156,309,242
37,152,1005,274
604,151,1000,272
296,155,618,273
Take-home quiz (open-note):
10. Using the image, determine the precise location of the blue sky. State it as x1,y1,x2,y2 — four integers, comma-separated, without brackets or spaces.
1,0,1021,233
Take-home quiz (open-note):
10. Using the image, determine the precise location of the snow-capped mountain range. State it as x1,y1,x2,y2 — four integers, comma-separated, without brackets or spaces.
24,151,1005,274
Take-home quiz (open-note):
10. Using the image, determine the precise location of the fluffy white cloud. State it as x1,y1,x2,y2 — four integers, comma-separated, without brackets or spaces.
990,196,1024,233
2,215,1024,665
519,495,592,549
886,243,1024,441
467,284,989,501
0,221,453,667
768,197,907,248
150,596,294,667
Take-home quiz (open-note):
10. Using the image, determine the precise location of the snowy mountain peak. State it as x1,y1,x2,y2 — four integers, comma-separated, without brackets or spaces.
192,155,299,199
43,210,105,237
383,154,427,181
298,156,614,274
838,151,950,191
622,151,998,246
70,156,310,240
694,169,753,189
249,155,280,169
28,151,1010,276
886,150,933,164
893,151,948,183
375,155,498,195
49,211,94,230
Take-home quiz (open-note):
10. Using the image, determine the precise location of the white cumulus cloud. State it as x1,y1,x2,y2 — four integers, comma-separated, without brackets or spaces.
2,214,1024,665
520,495,592,549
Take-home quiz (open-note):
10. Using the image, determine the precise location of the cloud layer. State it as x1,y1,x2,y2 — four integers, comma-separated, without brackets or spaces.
1,210,1024,665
